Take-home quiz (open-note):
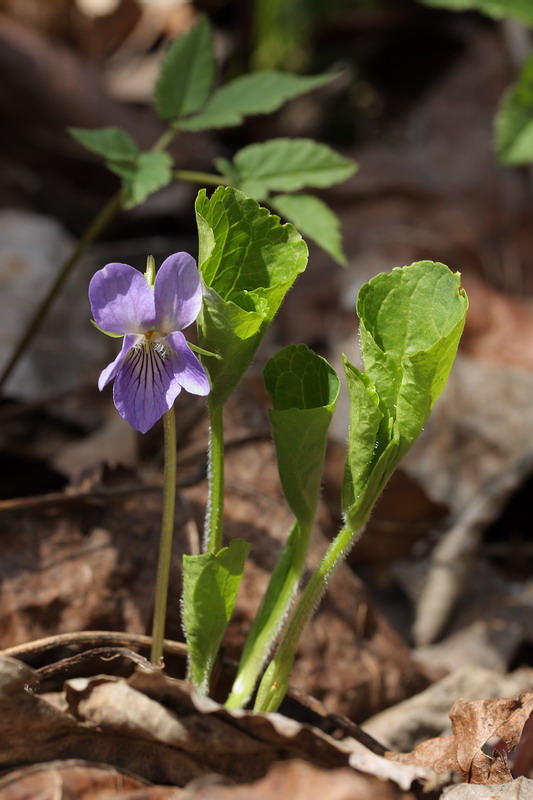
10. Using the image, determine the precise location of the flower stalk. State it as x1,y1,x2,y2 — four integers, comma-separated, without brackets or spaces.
150,405,178,664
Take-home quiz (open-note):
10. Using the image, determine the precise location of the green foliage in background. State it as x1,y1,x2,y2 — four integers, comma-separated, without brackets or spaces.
70,15,356,266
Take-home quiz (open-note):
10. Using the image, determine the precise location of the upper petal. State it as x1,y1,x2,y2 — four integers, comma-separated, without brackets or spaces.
154,252,202,334
165,332,211,396
98,334,142,391
89,263,155,335
112,341,184,433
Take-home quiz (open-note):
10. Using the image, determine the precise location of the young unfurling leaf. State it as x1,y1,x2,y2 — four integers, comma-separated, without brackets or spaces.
343,260,468,529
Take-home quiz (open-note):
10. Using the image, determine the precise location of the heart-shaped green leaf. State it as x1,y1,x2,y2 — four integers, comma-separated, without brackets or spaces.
343,260,468,528
195,186,308,407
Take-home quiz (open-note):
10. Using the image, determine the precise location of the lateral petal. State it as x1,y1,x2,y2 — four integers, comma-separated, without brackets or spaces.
165,332,211,396
98,334,141,391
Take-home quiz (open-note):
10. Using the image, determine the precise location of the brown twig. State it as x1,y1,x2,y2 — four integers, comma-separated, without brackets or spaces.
0,630,188,660
35,646,154,681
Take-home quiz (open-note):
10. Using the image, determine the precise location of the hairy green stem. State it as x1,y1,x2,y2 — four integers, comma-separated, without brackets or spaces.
254,522,363,713
204,398,224,554
0,191,122,390
150,406,177,664
225,520,311,709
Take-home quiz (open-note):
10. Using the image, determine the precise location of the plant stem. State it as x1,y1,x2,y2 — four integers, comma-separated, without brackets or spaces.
174,169,229,187
150,406,177,664
0,191,122,390
204,398,224,554
254,522,363,713
225,520,310,709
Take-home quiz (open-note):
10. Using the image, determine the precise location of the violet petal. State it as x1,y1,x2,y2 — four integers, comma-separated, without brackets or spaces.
112,341,183,433
89,263,155,335
166,332,211,396
154,252,202,333
98,334,141,391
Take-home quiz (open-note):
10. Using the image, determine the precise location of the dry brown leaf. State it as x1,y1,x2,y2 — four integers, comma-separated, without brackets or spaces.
443,776,533,799
0,759,162,800
182,760,416,800
389,694,533,785
0,654,445,794
513,708,533,778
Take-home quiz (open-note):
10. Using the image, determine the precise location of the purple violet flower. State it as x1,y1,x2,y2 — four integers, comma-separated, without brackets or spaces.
89,252,210,433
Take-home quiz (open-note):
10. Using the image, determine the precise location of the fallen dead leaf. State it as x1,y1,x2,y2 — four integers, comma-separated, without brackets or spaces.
0,654,445,795
182,759,417,800
0,759,162,800
513,708,533,778
362,665,533,753
389,694,533,785
443,776,533,799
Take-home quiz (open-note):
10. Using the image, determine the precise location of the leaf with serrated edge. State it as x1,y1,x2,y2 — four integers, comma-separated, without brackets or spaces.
228,139,356,201
69,126,139,162
180,71,334,131
272,193,348,266
265,344,339,527
154,16,215,120
117,152,173,209
495,53,533,166
418,0,533,24
182,539,250,694
195,187,308,407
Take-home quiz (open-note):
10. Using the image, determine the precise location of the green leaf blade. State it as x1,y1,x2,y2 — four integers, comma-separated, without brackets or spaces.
180,71,334,131
342,260,468,530
113,151,173,209
225,139,356,199
182,538,250,694
495,53,533,166
154,16,215,120
69,126,139,161
357,261,468,442
264,345,339,528
196,187,308,407
417,0,533,25
272,193,348,266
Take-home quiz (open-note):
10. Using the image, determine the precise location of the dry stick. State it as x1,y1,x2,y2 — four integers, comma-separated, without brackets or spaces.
0,630,188,660
0,191,122,391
